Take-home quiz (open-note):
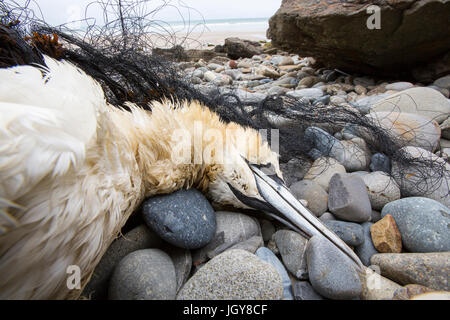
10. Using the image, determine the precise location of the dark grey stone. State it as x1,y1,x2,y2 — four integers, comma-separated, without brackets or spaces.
256,247,294,300
261,219,276,242
142,189,216,249
273,230,309,279
82,225,162,300
371,210,382,223
355,222,379,267
293,281,325,300
328,173,372,222
381,197,450,252
370,153,391,173
323,220,364,246
306,236,362,300
108,249,176,300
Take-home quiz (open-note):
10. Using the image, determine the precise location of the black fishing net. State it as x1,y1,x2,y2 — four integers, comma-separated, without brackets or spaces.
1,0,448,201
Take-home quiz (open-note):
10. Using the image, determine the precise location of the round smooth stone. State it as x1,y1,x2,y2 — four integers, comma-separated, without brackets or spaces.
143,189,216,249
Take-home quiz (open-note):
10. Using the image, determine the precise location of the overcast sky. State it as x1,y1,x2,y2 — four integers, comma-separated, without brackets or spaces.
17,0,282,25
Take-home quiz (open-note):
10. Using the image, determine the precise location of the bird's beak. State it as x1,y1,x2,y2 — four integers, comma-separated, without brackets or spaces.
247,164,364,271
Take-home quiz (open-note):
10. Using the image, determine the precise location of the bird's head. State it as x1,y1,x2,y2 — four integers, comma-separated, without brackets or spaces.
204,122,282,210
197,121,363,271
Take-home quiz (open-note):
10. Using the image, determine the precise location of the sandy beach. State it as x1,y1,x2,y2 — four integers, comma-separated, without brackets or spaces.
148,30,268,50
181,30,268,48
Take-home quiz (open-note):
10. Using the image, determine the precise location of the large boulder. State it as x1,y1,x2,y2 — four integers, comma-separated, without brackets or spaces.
223,38,263,59
267,0,450,78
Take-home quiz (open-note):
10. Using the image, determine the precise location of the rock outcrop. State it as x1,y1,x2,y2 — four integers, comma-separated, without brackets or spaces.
267,0,450,78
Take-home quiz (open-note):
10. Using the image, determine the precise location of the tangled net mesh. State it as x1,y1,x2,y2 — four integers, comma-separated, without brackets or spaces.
1,0,448,201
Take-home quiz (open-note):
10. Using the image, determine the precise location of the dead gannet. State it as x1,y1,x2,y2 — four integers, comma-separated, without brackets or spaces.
0,57,362,299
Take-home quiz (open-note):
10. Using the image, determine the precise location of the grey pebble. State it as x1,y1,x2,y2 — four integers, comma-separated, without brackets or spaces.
142,189,216,249
108,249,177,300
306,236,362,300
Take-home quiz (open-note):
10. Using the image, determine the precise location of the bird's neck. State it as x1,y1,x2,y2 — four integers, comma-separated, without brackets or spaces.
109,101,228,197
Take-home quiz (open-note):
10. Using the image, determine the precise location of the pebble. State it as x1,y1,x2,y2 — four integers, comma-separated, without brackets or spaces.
192,69,204,79
433,74,450,89
278,56,295,66
439,118,450,142
392,284,436,300
328,173,372,222
289,180,328,216
441,117,450,139
298,76,320,88
82,225,162,299
213,74,232,86
229,60,238,69
381,197,450,252
370,214,402,253
142,189,216,249
203,70,218,82
228,235,263,254
354,85,367,95
306,235,362,300
319,212,337,221
255,247,294,300
369,153,391,173
366,111,441,152
304,157,346,191
305,127,370,171
359,267,403,300
351,94,390,114
392,146,450,207
260,219,276,242
190,76,202,84
411,292,450,300
286,88,324,100
384,82,414,91
361,171,401,211
256,65,280,79
355,222,379,267
267,86,290,95
293,281,325,300
371,210,382,223
177,249,283,300
273,230,309,280
192,211,261,264
231,88,267,104
323,220,364,246
223,69,242,80
370,87,450,124
371,252,449,291
330,95,347,105
109,249,177,300
237,60,253,68
279,64,302,72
